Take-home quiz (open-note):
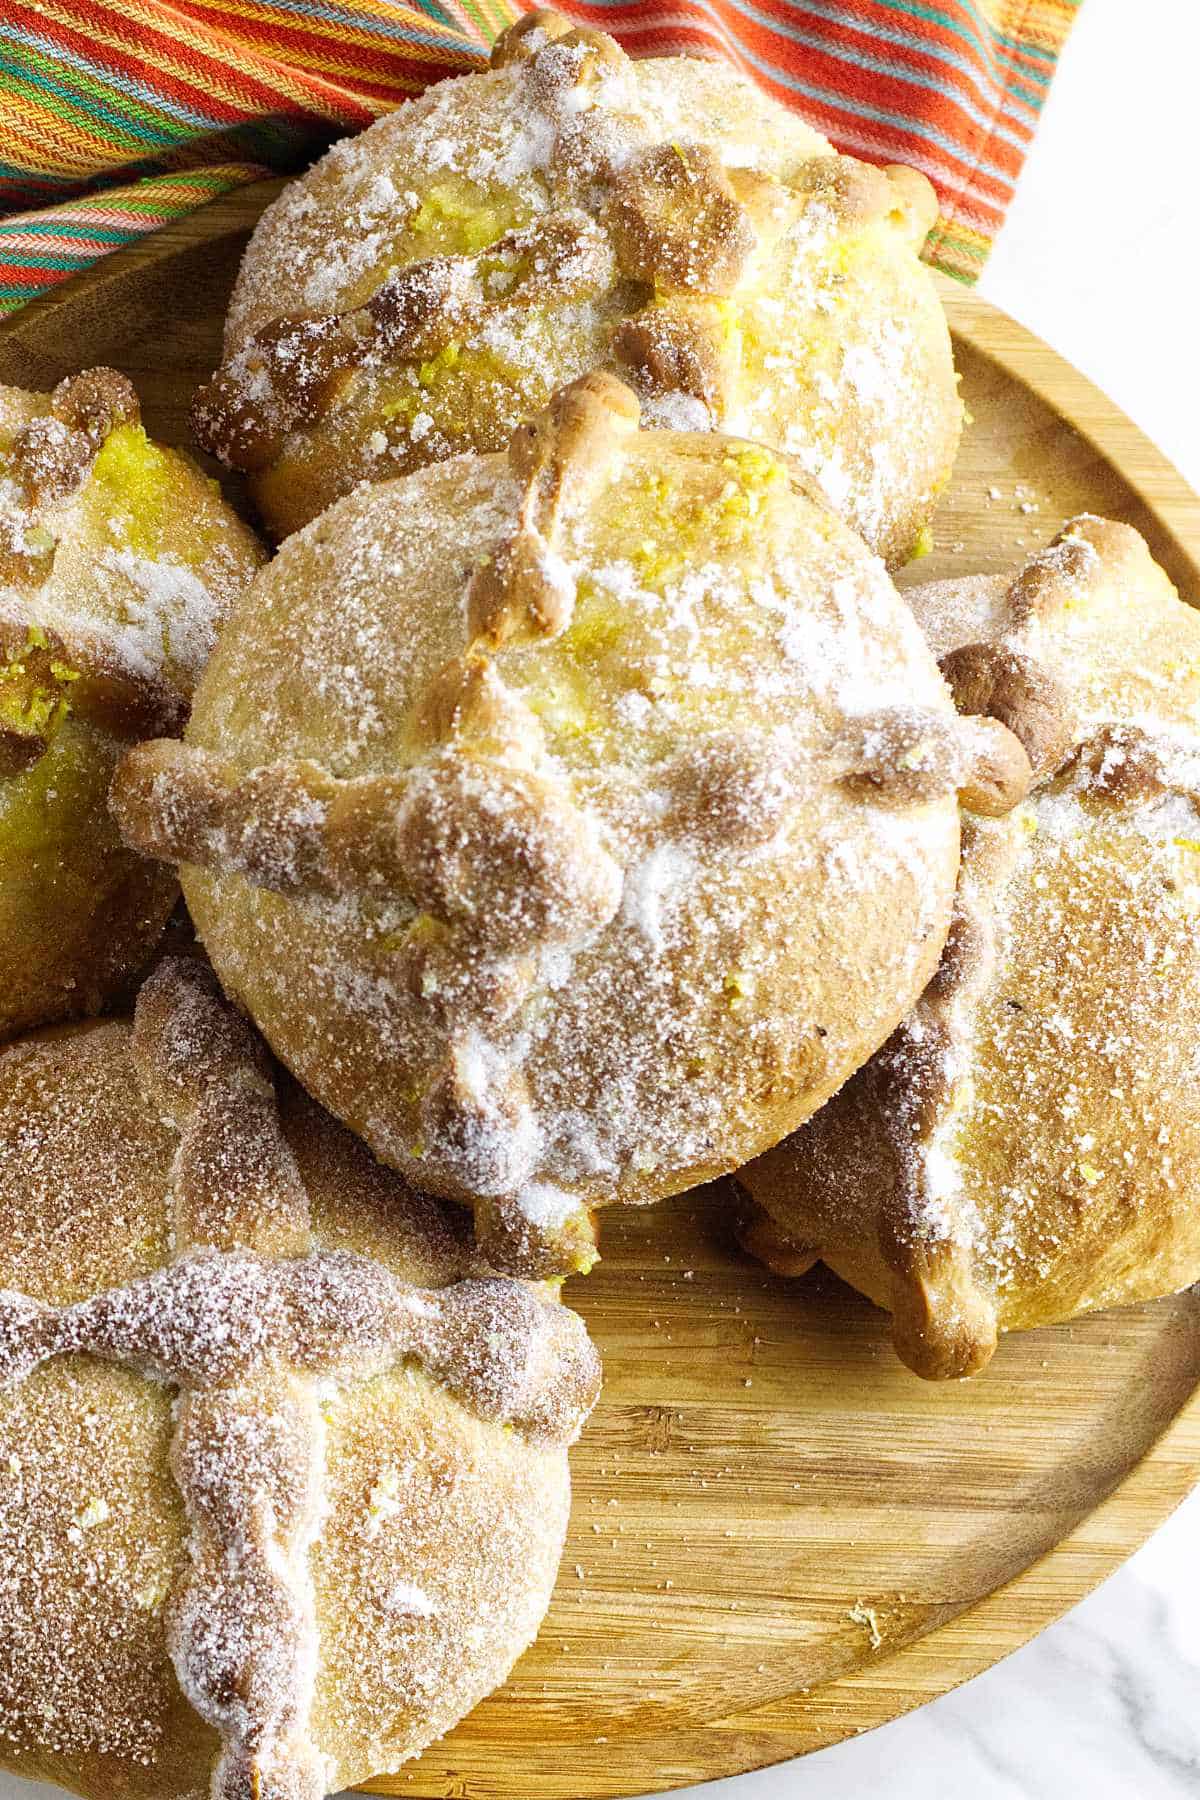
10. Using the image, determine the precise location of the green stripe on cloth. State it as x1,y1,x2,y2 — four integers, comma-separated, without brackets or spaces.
0,0,1081,313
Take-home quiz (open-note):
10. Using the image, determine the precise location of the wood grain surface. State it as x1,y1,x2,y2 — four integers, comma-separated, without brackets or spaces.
3,182,1198,1800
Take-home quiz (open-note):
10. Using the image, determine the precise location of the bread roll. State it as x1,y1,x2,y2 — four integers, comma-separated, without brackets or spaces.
738,518,1200,1378
117,374,1025,1276
194,12,959,561
0,957,599,1799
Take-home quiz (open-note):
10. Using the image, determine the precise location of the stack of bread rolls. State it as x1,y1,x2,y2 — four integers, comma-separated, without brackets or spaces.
1,13,1196,1799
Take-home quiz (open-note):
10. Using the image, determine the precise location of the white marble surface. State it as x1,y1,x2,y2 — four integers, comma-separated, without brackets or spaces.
670,1494,1200,1800
649,1,1200,1795
3,5,1198,1800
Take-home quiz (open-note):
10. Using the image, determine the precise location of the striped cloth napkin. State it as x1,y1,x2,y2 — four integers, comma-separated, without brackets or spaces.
0,0,1080,317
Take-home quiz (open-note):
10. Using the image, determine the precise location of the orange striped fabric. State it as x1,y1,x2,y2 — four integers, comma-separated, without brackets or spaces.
0,0,1082,312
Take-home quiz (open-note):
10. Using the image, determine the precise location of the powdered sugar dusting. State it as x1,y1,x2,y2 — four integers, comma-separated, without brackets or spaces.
97,548,221,682
749,525,1200,1372
0,961,599,1795
929,759,1200,1310
176,423,963,1262
1,377,262,704
217,31,957,557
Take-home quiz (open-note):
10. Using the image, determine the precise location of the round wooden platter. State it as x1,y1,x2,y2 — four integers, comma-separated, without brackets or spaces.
4,182,1200,1800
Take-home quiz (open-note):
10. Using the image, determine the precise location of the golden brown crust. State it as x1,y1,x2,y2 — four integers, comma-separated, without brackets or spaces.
924,513,1200,758
488,9,622,69
0,370,139,582
122,378,1016,903
611,303,732,415
195,15,959,559
1,371,183,756
119,378,1006,1276
0,370,265,1040
0,959,599,1800
938,643,1072,780
739,520,1200,1378
466,369,640,647
193,211,617,476
0,770,180,1039
114,740,626,955
829,704,1031,815
0,607,189,756
604,141,755,296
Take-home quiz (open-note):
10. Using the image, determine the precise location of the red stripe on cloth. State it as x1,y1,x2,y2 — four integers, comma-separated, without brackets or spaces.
6,0,301,127
10,0,380,126
0,0,1083,309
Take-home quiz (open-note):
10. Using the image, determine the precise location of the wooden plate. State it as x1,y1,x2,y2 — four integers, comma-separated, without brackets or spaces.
4,184,1199,1800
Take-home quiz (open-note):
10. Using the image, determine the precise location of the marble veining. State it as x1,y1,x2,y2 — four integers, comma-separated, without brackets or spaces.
660,1489,1200,1800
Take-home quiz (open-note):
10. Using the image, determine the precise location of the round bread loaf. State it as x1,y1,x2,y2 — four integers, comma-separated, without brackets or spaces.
116,374,1026,1277
0,369,264,1038
193,11,959,560
738,516,1200,1378
0,957,599,1800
